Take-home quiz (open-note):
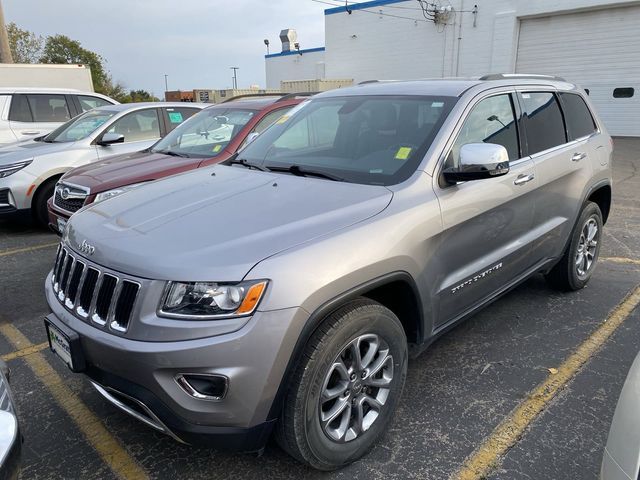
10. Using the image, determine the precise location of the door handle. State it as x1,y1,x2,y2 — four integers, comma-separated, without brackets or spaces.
571,152,587,162
514,173,535,186
21,131,41,135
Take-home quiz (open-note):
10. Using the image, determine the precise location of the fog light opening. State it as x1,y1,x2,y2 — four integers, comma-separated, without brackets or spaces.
175,373,228,401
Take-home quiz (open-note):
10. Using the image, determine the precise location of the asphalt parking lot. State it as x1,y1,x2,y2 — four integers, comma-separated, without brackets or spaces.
0,138,639,480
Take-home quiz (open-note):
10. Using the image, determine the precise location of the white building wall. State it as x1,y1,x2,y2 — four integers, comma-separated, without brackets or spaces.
322,0,640,83
265,49,325,89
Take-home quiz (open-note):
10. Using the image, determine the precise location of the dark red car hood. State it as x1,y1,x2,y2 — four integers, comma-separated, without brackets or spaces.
60,150,223,195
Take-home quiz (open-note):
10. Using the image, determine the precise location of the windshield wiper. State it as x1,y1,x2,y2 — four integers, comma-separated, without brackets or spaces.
225,157,270,172
155,149,190,158
265,164,343,182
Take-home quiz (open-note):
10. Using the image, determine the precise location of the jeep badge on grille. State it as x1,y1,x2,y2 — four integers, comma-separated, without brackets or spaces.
78,240,95,256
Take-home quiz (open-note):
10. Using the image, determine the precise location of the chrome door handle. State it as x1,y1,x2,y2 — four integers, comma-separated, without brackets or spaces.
21,131,41,135
571,152,587,162
514,173,535,186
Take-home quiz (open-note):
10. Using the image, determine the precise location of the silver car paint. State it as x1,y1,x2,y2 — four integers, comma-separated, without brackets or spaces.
601,352,640,480
45,78,612,436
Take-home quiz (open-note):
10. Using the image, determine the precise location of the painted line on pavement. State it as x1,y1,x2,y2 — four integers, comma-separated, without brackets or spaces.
602,256,640,266
0,242,58,258
452,284,640,480
1,341,48,361
0,321,149,480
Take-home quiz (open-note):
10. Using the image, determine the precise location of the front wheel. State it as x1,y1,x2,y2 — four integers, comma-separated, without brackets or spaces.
546,201,603,291
275,299,408,470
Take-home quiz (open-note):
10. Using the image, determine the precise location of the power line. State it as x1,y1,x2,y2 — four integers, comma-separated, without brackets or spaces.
312,0,431,22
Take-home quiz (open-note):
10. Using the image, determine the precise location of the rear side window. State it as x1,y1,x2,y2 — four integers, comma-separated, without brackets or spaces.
164,107,199,132
77,95,113,112
520,92,566,154
559,93,597,140
27,94,71,122
8,94,33,122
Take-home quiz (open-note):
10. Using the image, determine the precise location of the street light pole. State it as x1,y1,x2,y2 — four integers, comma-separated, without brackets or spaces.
230,67,239,90
0,0,14,63
163,74,168,101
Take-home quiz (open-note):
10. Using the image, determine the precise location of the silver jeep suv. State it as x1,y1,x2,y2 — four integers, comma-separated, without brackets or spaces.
44,75,612,470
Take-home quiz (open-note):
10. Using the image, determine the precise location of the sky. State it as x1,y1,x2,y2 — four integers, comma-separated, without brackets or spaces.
3,0,329,96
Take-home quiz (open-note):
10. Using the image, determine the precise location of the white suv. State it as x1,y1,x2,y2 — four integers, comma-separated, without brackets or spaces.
0,88,117,145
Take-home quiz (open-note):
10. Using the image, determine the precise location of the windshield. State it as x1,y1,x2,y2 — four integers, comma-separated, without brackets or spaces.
239,95,457,185
43,110,117,143
151,107,256,158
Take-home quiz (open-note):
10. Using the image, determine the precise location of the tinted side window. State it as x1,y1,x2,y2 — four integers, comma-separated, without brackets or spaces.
77,95,113,112
521,92,566,154
164,107,199,132
106,109,161,142
26,94,71,122
446,94,519,169
8,95,33,122
559,93,596,140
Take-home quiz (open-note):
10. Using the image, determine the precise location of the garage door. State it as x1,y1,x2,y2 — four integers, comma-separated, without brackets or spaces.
516,6,640,136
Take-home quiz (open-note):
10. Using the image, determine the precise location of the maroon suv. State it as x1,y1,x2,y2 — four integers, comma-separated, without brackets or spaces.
48,94,308,234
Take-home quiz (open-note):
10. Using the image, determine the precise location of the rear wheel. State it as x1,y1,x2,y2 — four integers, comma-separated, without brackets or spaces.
32,178,57,228
546,201,603,291
275,299,407,470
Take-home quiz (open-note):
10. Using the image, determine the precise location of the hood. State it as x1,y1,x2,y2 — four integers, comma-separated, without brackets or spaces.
65,165,393,281
0,138,76,165
61,150,202,194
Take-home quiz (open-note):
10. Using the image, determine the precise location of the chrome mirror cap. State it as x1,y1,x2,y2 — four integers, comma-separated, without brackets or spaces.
443,143,510,182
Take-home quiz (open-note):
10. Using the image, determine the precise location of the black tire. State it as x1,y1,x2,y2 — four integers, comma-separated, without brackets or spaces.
546,201,603,291
32,178,57,228
275,298,408,470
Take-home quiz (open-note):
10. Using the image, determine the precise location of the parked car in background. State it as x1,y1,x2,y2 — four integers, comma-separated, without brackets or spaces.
43,75,612,469
0,359,20,480
602,351,640,480
47,94,309,234
0,88,118,145
0,102,206,226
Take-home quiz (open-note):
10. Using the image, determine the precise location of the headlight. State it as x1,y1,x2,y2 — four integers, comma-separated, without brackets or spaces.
0,160,32,178
159,280,268,319
94,182,148,204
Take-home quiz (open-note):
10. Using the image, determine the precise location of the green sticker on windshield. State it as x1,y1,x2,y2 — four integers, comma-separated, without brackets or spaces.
212,144,222,153
168,111,183,123
395,147,412,160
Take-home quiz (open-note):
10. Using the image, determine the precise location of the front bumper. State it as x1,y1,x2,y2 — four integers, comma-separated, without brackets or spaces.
44,275,309,449
46,198,69,236
0,169,36,213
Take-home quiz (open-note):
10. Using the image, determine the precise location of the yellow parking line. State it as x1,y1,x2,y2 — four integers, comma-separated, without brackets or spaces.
0,322,148,480
1,341,48,361
0,242,58,258
452,284,640,480
601,256,640,266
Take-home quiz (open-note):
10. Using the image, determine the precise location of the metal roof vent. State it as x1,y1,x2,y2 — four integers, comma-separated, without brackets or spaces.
280,29,298,52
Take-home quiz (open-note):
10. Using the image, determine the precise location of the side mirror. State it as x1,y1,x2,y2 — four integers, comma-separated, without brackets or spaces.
443,143,510,182
245,132,260,145
97,133,125,146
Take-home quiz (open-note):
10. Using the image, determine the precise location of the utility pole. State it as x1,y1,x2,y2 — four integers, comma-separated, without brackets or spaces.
164,74,168,101
0,0,14,63
230,67,239,90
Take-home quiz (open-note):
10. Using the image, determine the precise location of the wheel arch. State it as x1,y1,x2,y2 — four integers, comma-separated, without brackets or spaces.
267,271,424,421
587,183,612,224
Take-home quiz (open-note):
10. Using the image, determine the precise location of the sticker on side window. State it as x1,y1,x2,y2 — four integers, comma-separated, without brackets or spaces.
168,111,183,123
212,144,222,153
395,146,412,160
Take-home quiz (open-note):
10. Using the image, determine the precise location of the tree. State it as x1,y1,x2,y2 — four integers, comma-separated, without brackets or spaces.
40,34,110,93
6,22,43,63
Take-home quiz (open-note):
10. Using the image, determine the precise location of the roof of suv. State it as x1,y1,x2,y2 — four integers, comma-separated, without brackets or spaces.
314,75,577,99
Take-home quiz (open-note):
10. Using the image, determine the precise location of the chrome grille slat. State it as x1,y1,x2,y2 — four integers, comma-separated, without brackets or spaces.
52,244,140,333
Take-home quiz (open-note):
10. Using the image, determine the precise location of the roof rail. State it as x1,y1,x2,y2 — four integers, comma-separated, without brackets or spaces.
358,80,379,85
275,92,317,102
221,93,286,103
480,73,567,82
